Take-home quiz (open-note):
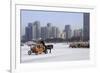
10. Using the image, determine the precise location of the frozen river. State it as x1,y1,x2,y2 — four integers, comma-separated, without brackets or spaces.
21,43,89,63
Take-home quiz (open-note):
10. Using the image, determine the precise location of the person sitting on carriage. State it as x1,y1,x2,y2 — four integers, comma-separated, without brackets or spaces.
38,40,48,54
39,40,53,53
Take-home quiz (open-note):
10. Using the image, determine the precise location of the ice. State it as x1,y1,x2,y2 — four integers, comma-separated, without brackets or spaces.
21,43,89,63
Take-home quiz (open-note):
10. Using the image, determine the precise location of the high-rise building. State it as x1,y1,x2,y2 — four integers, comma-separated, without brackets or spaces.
83,13,90,41
56,27,60,38
51,26,59,38
41,24,60,40
25,27,29,41
25,23,33,41
41,27,47,40
73,29,83,40
46,23,52,39
32,21,41,40
64,25,72,40
50,26,57,38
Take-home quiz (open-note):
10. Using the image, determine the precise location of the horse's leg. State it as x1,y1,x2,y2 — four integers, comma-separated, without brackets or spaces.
49,49,51,53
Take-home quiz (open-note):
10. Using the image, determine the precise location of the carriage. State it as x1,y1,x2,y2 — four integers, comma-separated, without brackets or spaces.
28,41,53,55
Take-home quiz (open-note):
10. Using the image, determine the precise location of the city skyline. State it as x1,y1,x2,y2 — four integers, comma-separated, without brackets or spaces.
21,10,83,36
23,21,83,42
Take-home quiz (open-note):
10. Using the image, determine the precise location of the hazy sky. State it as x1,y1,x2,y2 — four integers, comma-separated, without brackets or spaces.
21,10,83,36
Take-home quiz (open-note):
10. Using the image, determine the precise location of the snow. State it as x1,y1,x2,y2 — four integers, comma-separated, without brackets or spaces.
21,43,89,63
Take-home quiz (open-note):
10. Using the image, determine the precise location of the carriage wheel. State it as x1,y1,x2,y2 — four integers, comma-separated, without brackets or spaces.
28,50,32,55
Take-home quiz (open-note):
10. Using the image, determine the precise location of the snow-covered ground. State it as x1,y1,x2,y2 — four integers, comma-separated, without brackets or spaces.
21,43,89,63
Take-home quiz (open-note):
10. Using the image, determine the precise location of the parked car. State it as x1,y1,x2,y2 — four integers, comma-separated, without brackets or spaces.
69,42,89,48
